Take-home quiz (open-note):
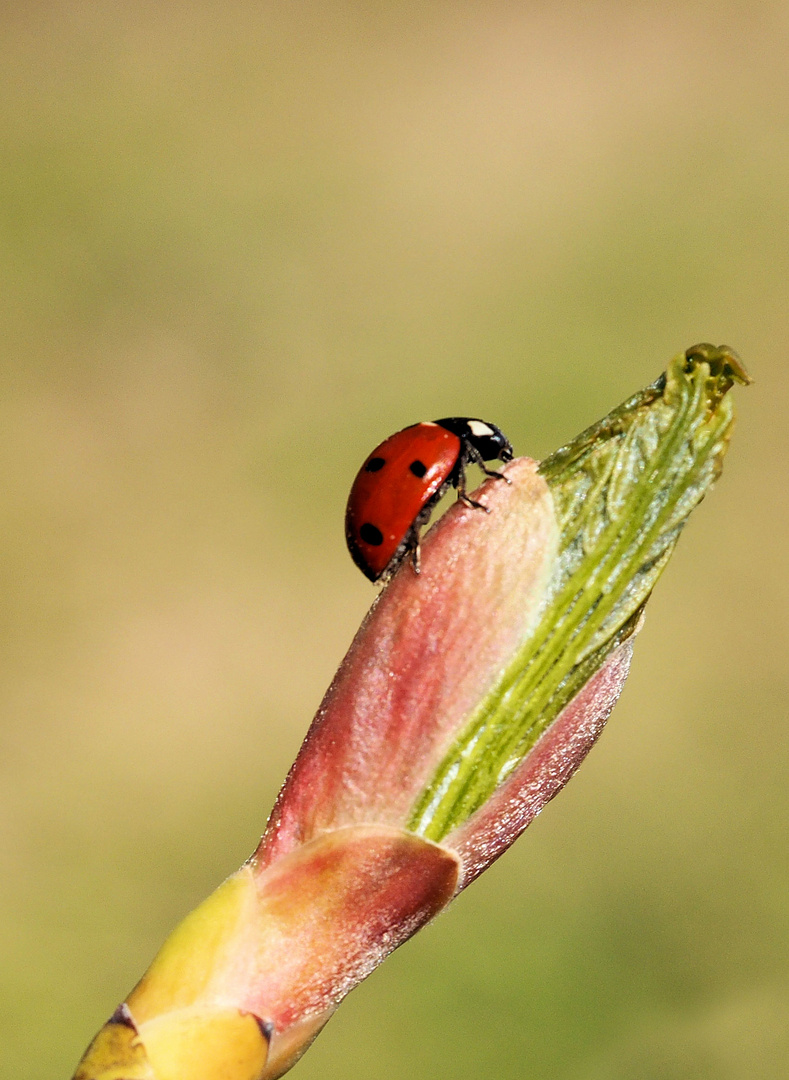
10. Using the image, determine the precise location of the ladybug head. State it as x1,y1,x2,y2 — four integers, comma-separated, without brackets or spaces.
434,417,514,464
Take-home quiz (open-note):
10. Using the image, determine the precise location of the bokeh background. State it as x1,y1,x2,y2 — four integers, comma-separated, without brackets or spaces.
1,3,786,1078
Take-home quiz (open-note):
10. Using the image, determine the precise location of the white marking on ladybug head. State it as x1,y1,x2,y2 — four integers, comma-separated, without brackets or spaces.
468,420,495,438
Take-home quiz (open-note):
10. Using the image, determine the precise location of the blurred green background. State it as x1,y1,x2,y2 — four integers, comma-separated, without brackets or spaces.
0,2,785,1078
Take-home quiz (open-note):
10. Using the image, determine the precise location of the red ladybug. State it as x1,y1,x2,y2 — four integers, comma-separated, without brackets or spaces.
345,417,514,582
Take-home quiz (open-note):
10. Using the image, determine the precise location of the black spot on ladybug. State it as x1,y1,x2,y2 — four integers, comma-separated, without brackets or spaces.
360,523,384,546
409,459,427,478
365,457,386,472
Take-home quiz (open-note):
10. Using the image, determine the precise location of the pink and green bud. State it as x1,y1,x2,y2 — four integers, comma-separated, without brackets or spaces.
72,345,750,1080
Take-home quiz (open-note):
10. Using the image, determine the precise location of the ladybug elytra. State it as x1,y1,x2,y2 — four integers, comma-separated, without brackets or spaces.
345,417,514,582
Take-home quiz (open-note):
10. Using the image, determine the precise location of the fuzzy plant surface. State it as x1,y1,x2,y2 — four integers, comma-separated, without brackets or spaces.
72,344,750,1080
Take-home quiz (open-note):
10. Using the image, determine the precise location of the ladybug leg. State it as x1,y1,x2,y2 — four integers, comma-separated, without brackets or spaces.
483,466,512,484
456,459,490,513
403,483,451,575
467,444,513,484
458,491,488,511
406,509,431,575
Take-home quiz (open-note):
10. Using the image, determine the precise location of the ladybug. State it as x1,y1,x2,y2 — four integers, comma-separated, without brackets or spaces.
345,417,514,582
